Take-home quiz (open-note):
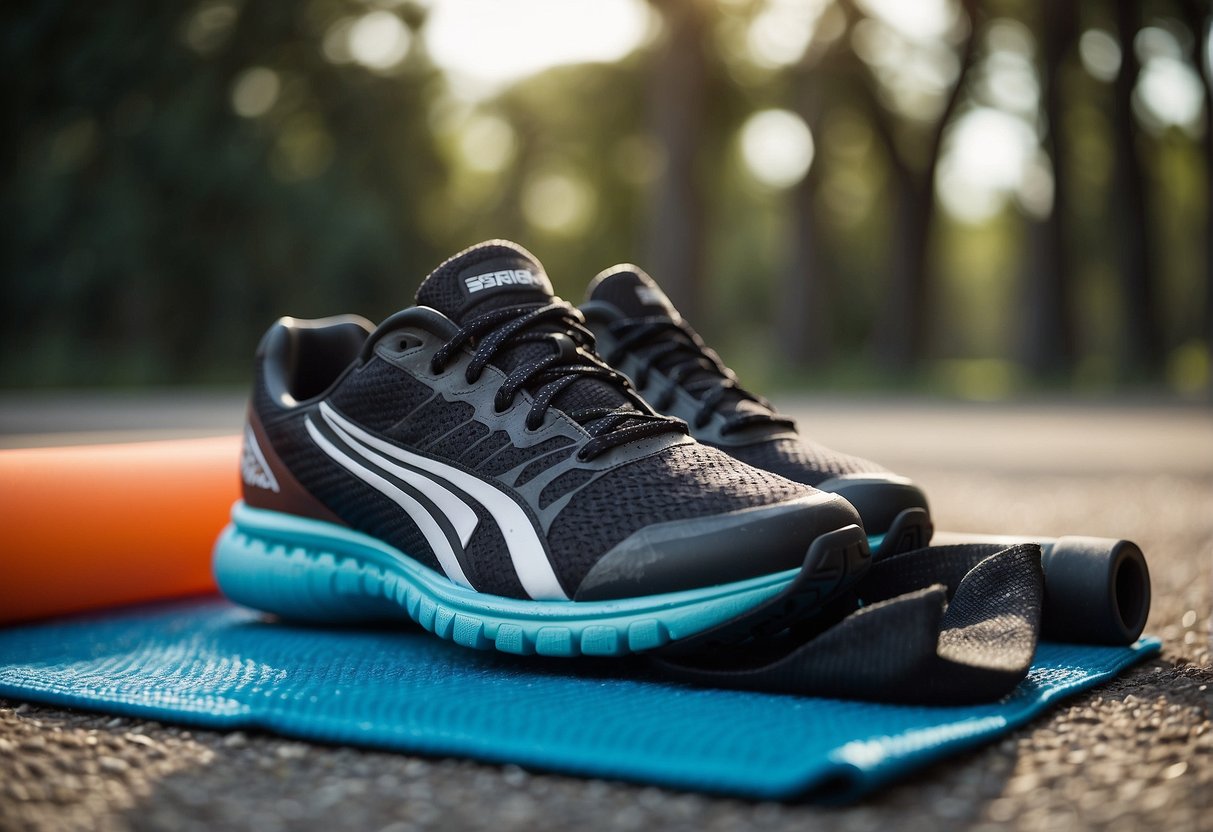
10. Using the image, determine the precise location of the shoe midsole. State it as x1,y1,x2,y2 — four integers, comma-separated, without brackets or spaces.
213,502,803,647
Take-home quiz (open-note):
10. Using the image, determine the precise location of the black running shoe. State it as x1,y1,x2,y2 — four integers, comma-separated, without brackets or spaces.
581,265,932,555
214,241,870,656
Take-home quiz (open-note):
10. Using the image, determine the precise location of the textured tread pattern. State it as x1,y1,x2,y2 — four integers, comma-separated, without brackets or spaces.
212,505,821,658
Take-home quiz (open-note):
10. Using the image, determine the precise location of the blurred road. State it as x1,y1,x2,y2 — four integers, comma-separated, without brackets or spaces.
1,393,1210,831
3,391,1210,476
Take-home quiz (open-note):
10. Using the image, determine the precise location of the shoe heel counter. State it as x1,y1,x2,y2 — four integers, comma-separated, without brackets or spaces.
241,405,346,527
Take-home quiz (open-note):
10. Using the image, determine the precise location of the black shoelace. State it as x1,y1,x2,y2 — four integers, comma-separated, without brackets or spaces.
430,302,688,461
605,317,796,435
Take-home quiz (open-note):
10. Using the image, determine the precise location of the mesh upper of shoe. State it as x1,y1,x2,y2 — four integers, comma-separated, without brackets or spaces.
586,266,894,489
544,442,809,589
724,436,886,488
357,356,811,587
254,242,824,599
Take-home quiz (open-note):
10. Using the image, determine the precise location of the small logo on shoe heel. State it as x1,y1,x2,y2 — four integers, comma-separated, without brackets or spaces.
241,424,280,492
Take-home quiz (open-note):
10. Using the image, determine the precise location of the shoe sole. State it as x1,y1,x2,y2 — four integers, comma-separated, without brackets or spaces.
652,521,872,655
213,501,869,658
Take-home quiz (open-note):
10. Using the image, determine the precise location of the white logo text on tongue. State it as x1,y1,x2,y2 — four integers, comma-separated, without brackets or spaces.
636,285,672,311
464,269,551,295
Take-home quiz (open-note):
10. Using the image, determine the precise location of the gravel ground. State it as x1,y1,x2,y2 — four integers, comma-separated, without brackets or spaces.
1,398,1210,832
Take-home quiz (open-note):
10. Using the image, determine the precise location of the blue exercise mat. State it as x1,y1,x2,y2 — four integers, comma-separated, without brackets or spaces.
0,598,1158,800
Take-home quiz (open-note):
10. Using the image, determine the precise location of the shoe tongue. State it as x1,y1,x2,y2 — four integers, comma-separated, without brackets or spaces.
586,265,681,321
589,264,776,424
416,240,555,323
415,241,641,421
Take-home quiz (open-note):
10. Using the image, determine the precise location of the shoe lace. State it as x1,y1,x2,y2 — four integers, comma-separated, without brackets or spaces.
429,302,688,461
604,317,796,435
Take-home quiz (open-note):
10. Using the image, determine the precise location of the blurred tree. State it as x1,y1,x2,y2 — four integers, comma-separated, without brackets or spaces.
1,0,1207,394
0,0,450,386
482,59,653,298
1179,0,1213,358
1111,0,1164,377
771,0,981,372
1020,0,1079,378
645,0,710,325
839,0,980,372
783,37,837,368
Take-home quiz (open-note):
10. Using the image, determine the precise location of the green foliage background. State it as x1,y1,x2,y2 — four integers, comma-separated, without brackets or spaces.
1,0,1209,397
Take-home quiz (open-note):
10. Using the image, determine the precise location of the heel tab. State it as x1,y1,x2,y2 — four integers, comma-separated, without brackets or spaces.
255,314,375,359
254,315,375,407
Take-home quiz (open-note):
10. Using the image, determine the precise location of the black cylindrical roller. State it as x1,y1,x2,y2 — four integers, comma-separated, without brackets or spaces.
930,531,1152,645
1038,536,1150,645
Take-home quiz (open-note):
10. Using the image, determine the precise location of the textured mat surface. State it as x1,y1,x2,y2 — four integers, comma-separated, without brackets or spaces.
0,599,1158,800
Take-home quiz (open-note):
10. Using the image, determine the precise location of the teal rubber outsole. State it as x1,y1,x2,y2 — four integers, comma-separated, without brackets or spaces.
214,502,824,658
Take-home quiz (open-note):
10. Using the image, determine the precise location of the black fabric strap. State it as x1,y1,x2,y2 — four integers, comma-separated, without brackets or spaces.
649,543,1044,705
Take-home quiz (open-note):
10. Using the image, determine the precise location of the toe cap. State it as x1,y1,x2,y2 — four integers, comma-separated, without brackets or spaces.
572,492,861,601
813,473,929,535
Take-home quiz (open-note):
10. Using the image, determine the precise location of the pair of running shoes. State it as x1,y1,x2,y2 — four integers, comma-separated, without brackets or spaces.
215,239,932,657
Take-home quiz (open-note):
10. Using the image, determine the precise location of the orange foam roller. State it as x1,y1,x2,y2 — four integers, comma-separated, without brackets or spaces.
0,435,241,624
